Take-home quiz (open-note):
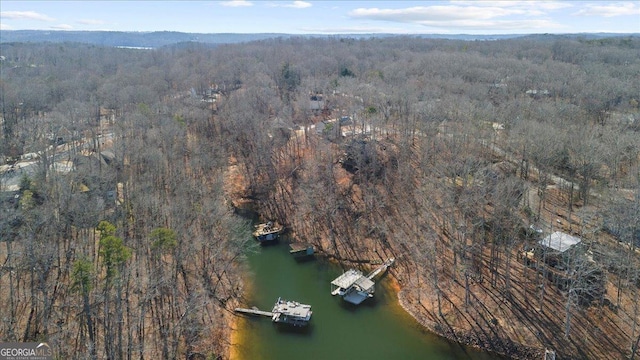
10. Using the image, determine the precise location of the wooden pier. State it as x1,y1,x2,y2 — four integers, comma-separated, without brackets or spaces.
234,307,274,318
367,257,395,280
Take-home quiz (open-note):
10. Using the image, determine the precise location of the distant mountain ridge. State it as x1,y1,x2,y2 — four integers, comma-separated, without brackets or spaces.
0,30,636,48
0,30,291,47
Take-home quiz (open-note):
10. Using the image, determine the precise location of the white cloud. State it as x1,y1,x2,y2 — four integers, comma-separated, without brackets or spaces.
347,3,573,32
528,1,574,11
270,1,312,9
0,23,13,30
51,24,73,30
451,1,571,11
0,11,55,21
573,2,640,17
349,6,525,22
219,0,253,7
77,19,107,25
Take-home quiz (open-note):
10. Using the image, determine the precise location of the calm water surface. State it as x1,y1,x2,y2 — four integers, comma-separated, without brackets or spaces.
232,239,502,360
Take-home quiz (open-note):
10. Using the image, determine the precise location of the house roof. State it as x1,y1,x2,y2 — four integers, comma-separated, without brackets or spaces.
539,231,582,253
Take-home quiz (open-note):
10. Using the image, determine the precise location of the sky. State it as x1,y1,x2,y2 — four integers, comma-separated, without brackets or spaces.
1,1,639,35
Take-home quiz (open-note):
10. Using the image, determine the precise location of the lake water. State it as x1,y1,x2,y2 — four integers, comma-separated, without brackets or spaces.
232,239,502,360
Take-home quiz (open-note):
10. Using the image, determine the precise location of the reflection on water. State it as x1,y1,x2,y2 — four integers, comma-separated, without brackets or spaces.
232,238,501,360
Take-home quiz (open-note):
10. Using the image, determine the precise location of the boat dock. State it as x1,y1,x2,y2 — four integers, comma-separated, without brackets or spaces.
331,269,375,304
235,297,313,326
271,297,313,326
330,258,395,305
289,242,315,258
253,221,284,242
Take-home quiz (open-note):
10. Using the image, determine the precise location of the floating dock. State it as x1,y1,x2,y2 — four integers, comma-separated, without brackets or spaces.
235,297,312,326
253,221,284,242
330,258,395,305
289,242,314,258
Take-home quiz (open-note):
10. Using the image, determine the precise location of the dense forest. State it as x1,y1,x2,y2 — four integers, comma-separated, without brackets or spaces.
1,35,639,359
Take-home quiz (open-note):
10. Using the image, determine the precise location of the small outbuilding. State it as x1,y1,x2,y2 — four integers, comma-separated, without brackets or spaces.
537,231,582,268
539,231,582,253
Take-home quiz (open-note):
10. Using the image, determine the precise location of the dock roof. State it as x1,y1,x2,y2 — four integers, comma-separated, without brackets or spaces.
331,269,363,289
354,276,375,291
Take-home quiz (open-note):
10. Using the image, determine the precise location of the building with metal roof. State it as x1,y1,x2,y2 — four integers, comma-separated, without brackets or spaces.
539,231,582,253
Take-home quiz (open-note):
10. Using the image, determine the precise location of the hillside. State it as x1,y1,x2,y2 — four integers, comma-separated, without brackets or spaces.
0,30,289,47
242,118,639,359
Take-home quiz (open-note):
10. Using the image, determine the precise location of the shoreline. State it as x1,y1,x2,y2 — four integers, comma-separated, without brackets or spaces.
395,285,545,360
228,318,240,360
228,302,241,360
227,263,256,360
227,289,247,360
